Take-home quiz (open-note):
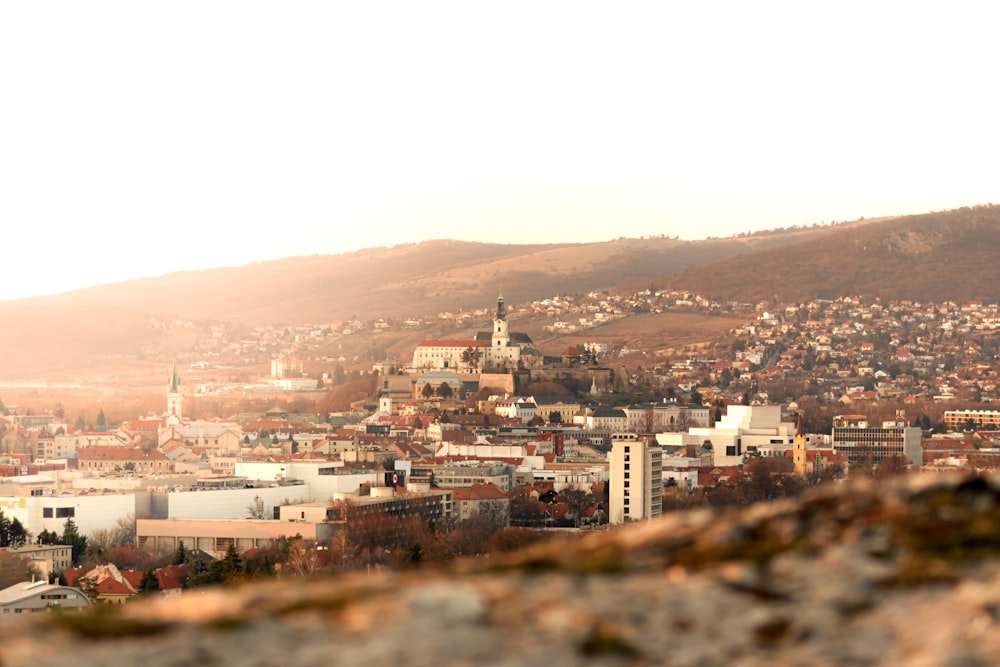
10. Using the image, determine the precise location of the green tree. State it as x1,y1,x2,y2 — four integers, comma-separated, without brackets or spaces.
36,528,60,546
436,382,453,399
61,518,88,565
0,510,29,548
421,383,435,398
96,409,107,431
173,541,187,565
74,415,86,431
138,569,160,593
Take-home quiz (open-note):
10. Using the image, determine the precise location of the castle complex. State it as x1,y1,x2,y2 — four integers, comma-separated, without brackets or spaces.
411,294,537,372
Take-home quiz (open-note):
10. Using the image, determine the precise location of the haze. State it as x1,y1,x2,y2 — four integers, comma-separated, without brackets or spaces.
1,1,996,300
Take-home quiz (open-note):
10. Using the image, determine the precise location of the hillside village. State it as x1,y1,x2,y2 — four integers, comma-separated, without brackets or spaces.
2,286,1000,609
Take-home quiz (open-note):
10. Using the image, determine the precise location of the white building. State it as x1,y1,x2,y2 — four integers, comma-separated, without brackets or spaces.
411,294,534,371
609,439,662,525
687,405,797,467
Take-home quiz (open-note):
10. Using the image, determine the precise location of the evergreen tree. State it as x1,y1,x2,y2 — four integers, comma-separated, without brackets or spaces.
96,409,107,431
173,541,187,565
139,569,160,593
0,510,29,548
61,518,88,565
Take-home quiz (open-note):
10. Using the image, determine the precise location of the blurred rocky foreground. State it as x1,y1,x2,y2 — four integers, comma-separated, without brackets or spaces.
8,474,1000,666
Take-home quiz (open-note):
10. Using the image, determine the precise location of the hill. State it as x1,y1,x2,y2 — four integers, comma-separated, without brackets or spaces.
0,205,996,382
27,231,832,325
665,204,1000,304
0,230,827,381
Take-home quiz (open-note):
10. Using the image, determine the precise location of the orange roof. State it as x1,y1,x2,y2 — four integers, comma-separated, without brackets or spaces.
417,340,488,348
78,447,168,461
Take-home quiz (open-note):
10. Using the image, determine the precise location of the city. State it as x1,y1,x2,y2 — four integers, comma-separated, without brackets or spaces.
2,284,999,610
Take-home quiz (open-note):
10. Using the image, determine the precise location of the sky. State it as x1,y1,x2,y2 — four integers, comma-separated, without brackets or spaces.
1,2,997,300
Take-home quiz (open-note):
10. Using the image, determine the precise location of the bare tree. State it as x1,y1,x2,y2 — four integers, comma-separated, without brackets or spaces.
247,495,268,520
0,551,38,589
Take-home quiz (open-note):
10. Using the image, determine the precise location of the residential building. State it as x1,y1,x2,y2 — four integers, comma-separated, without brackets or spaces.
609,439,662,524
944,410,1000,431
449,483,510,524
4,544,74,579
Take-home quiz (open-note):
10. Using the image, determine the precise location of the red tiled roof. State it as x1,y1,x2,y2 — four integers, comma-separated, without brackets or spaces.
78,447,168,461
416,340,488,348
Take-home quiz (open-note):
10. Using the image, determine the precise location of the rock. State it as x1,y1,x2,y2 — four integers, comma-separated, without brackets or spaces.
6,473,1000,666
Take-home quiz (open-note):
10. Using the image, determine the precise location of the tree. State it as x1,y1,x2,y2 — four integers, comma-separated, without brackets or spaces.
61,519,88,565
112,514,137,546
0,510,29,548
460,346,480,371
74,415,86,431
138,569,160,594
173,541,188,566
421,383,435,399
96,409,107,431
247,495,267,520
0,551,37,589
436,382,453,399
36,528,60,546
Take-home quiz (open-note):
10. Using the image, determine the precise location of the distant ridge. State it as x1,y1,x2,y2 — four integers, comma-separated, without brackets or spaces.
1,205,996,380
663,204,1000,305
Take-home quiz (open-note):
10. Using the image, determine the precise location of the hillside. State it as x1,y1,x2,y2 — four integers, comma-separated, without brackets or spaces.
0,230,826,381
27,232,831,325
0,205,995,382
666,205,1000,305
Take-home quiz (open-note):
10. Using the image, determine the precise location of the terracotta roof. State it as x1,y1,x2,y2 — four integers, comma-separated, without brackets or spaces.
78,447,168,461
416,340,488,348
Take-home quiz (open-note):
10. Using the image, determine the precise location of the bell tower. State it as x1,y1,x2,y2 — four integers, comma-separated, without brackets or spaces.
793,413,807,477
166,361,183,425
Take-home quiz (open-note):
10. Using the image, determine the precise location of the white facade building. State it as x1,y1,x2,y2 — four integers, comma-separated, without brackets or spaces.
609,439,662,525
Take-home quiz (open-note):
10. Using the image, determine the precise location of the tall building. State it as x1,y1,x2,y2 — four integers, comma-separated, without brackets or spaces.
832,412,922,468
609,439,662,524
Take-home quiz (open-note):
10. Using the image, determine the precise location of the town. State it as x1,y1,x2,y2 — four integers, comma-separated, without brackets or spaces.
1,287,999,612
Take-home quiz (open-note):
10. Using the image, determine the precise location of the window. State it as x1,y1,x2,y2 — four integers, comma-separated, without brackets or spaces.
56,507,75,518
43,508,53,518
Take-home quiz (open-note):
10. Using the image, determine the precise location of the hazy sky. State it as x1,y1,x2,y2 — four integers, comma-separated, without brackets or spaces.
1,2,996,299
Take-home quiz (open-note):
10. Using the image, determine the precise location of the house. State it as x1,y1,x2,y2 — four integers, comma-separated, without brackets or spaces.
64,563,137,604
449,483,510,524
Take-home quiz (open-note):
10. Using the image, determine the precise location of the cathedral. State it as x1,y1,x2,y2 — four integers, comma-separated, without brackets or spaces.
411,294,537,371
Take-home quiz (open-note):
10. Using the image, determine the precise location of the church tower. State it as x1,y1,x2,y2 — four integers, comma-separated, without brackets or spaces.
378,378,393,416
793,413,807,477
166,361,183,425
493,292,509,342
489,292,512,369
